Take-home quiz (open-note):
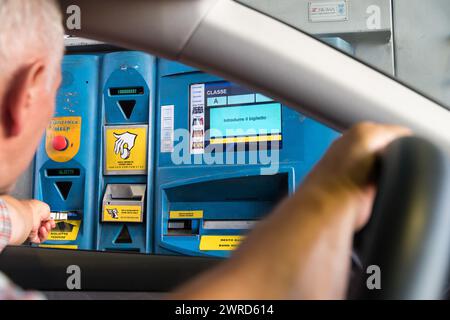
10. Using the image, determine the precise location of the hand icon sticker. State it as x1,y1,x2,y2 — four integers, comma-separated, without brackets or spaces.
113,132,137,159
105,126,147,175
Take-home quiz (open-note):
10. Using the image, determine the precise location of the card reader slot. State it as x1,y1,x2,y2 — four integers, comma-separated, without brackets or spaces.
109,196,143,201
203,220,257,231
168,220,198,236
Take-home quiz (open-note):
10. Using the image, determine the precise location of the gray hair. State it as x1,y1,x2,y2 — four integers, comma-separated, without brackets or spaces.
0,0,64,84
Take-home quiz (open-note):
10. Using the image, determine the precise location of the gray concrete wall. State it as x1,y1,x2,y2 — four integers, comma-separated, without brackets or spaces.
393,0,450,107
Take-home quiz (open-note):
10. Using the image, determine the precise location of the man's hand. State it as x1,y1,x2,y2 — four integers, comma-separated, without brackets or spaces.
24,200,56,244
301,122,412,231
2,197,55,245
173,122,412,300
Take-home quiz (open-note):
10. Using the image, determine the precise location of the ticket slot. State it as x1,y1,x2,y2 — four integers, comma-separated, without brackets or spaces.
102,184,147,223
108,184,145,201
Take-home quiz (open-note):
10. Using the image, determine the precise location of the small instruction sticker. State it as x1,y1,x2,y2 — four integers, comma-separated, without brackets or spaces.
47,220,81,241
309,1,348,22
161,105,175,153
103,205,143,223
170,210,204,219
199,236,244,251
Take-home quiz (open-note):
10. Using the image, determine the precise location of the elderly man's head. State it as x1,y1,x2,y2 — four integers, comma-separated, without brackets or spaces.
0,0,64,193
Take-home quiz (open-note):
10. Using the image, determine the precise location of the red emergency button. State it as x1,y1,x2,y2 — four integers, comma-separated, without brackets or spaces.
52,136,68,151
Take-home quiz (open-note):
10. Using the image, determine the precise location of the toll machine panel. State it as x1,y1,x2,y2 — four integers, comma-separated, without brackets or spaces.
34,55,101,250
154,60,340,258
96,52,156,253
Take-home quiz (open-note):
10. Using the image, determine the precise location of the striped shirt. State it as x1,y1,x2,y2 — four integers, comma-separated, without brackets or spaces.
0,198,45,300
0,199,11,250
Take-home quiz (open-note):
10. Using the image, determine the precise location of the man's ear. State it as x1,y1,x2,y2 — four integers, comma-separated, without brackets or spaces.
1,60,47,137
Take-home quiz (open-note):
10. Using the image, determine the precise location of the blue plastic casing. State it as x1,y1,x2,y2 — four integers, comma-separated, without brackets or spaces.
34,55,101,250
154,60,340,258
96,52,156,253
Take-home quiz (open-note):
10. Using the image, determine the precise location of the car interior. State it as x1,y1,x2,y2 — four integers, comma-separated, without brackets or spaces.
1,0,450,300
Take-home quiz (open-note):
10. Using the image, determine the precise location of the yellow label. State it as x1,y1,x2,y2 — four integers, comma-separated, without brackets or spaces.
170,210,204,219
105,126,148,173
103,205,143,223
199,236,244,251
210,134,282,145
47,220,81,241
45,117,81,163
39,245,78,250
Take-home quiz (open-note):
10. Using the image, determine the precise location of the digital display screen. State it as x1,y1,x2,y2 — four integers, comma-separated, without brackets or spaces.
109,87,144,96
209,103,282,144
46,169,81,177
189,81,282,153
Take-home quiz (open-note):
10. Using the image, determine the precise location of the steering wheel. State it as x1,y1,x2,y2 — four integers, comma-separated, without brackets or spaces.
352,136,450,299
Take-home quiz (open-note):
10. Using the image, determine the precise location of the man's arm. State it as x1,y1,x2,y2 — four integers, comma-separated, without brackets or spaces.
1,196,55,246
172,123,411,300
0,196,55,250
0,197,54,300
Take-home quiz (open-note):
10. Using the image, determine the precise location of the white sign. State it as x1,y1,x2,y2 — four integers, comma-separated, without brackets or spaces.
161,105,175,153
309,1,348,22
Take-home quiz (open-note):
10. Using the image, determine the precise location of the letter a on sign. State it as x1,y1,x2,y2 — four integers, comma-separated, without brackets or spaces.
66,5,81,30
66,265,81,290
366,265,381,290
366,5,381,30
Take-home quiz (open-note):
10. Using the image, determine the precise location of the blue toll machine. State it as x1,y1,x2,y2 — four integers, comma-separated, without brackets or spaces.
96,51,156,253
34,55,101,250
154,60,340,258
